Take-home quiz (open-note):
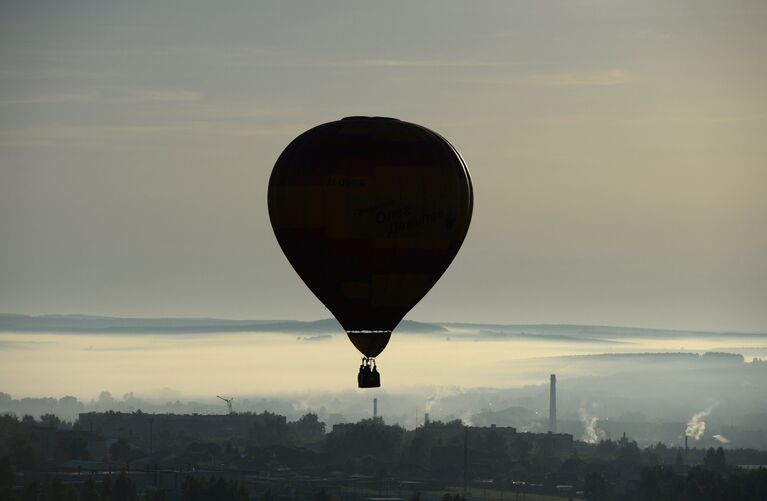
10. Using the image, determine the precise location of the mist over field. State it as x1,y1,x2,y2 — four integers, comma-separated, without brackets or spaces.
2,315,766,449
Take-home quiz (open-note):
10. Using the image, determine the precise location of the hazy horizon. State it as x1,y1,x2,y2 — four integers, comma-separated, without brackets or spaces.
3,321,767,450
2,1,766,333
3,316,766,398
4,312,767,334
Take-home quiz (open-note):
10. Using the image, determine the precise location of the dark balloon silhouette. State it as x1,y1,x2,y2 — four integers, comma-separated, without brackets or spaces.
268,116,473,387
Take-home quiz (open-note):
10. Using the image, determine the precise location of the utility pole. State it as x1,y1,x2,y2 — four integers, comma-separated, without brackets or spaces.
149,417,154,455
464,426,469,498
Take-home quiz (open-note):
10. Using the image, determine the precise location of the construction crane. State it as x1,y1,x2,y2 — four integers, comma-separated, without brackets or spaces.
216,395,234,415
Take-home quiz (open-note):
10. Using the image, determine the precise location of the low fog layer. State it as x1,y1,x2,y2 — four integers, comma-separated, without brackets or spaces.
1,316,766,449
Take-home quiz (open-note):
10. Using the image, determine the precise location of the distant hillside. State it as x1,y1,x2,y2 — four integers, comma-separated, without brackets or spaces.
442,322,767,339
1,314,764,339
0,314,445,334
552,351,745,362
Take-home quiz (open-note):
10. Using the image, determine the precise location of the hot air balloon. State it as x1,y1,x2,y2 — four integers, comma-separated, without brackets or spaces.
268,116,473,387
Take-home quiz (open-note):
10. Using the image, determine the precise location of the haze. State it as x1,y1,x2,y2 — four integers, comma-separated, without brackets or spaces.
1,326,765,398
3,319,767,450
4,6,767,501
1,1,765,332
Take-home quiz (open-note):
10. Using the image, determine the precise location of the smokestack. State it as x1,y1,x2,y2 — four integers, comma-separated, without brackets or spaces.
373,398,378,419
549,374,557,433
424,413,430,425
685,435,688,464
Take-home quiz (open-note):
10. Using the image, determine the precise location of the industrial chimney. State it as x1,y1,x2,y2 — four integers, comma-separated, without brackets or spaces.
549,374,557,433
374,398,378,419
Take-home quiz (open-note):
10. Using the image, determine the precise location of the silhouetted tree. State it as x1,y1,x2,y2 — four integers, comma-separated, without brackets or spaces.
181,475,248,501
289,413,325,444
22,481,39,501
401,436,428,467
595,439,618,461
101,475,113,500
250,411,290,446
584,471,608,501
686,466,723,499
430,443,463,479
724,467,767,500
326,419,405,461
558,455,586,482
40,413,62,429
49,476,78,501
616,436,641,468
7,432,39,471
314,487,331,501
184,442,221,463
639,465,683,501
0,457,12,501
703,446,728,475
81,476,100,501
109,438,131,463
147,486,171,501
112,471,137,501
55,435,91,462
510,435,532,463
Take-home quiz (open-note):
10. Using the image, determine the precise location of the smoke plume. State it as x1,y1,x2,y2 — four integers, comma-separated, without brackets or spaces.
579,408,604,444
424,385,461,413
712,434,730,444
686,406,714,440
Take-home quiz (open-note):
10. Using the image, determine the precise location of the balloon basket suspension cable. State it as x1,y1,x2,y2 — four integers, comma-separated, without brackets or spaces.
358,357,381,388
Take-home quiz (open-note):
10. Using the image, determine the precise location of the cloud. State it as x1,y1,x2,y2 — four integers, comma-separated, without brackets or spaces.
0,93,99,106
526,68,635,87
84,345,158,352
0,67,20,79
0,121,302,148
323,58,500,69
0,340,52,350
40,68,130,80
469,68,636,88
0,65,130,81
127,91,202,103
0,91,202,106
195,102,302,120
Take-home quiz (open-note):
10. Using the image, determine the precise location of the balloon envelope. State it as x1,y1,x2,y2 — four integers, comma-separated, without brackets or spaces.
268,117,473,357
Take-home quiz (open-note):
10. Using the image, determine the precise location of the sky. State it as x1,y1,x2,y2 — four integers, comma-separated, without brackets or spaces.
1,1,766,332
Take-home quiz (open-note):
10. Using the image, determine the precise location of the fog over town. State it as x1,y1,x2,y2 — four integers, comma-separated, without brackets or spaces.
3,315,766,450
